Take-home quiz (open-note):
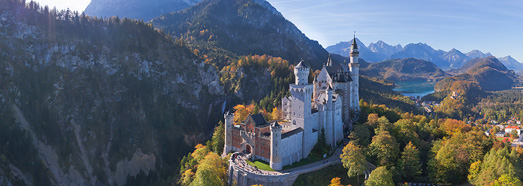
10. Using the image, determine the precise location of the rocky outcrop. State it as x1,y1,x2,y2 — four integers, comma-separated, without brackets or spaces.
0,3,225,185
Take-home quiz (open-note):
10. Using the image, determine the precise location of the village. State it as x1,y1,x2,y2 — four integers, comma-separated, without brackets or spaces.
407,95,523,147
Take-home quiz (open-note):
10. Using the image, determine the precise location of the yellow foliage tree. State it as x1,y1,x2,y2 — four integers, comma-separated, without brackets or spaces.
440,119,471,136
191,153,227,186
328,177,345,186
367,113,379,128
191,144,210,163
233,104,250,125
180,169,195,186
271,107,281,121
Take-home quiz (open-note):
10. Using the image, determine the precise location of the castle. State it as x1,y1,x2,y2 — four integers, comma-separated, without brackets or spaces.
224,36,360,170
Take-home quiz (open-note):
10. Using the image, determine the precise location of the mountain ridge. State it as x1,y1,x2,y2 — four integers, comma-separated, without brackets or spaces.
498,55,523,71
436,56,517,92
390,43,450,68
151,0,330,69
327,40,523,71
326,38,385,62
361,58,448,82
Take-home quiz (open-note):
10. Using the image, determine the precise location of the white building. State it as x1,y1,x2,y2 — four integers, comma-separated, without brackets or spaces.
505,126,521,136
224,36,361,171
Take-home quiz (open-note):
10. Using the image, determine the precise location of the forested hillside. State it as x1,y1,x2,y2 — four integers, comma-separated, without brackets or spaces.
361,58,448,82
151,0,329,69
0,0,225,185
437,56,516,92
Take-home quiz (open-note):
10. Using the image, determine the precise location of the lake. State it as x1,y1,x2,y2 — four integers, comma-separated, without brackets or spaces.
393,81,436,98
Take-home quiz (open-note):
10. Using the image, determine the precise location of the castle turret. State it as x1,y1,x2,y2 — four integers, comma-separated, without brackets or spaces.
294,60,309,85
313,76,318,100
270,122,282,171
223,111,234,155
291,60,314,157
325,86,334,146
327,54,333,66
349,34,360,111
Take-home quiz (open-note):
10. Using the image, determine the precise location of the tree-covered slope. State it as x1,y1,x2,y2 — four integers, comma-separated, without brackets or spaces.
0,0,224,185
361,58,447,82
436,57,517,92
151,0,329,69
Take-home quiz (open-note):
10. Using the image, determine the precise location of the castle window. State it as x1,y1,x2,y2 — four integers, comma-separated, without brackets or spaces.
293,120,296,125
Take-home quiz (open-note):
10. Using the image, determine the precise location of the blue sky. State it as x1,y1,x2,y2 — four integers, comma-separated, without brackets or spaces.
33,0,523,61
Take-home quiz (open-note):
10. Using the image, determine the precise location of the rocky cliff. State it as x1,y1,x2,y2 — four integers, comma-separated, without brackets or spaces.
0,1,224,185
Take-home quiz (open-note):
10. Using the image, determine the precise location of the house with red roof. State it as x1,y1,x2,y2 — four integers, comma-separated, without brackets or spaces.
505,126,521,136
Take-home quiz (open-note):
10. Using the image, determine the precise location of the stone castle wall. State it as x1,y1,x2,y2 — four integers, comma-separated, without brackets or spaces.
228,152,341,186
280,131,303,166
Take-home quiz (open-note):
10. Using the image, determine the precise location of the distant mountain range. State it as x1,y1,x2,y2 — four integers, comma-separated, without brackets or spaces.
497,56,523,71
327,40,523,71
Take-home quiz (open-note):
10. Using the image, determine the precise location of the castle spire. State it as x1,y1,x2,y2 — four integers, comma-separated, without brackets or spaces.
351,31,358,50
350,32,359,58
327,53,332,66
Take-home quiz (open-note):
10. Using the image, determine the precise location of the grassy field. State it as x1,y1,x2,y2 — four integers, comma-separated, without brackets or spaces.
495,136,513,142
246,160,274,171
293,164,365,186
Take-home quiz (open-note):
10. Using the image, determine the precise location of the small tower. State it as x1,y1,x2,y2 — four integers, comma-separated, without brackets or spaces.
313,75,318,100
294,60,309,85
327,54,333,66
349,34,360,111
223,111,234,155
325,86,334,146
270,121,282,171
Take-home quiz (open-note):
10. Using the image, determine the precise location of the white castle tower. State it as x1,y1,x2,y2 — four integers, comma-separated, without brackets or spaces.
223,111,234,156
291,61,315,157
349,35,360,112
294,60,309,86
325,86,334,146
270,122,282,170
